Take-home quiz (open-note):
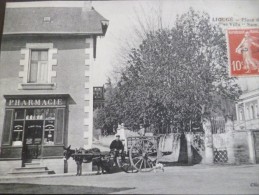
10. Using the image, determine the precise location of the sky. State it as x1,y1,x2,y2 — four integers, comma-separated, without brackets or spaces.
92,0,259,90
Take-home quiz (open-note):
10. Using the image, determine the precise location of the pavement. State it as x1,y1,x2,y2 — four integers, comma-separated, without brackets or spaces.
0,164,259,194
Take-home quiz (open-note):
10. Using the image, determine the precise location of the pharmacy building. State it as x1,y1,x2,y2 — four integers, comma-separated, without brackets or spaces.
0,2,108,175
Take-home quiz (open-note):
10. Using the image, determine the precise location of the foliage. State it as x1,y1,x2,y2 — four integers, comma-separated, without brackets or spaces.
93,108,106,130
95,8,241,133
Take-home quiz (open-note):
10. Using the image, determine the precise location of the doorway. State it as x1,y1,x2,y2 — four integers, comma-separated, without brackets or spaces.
22,120,43,166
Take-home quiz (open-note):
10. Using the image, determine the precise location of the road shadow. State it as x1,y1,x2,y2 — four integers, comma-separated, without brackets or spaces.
0,183,135,194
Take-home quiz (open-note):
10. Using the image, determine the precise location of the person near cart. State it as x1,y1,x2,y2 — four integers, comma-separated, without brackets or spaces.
138,124,145,136
110,134,124,165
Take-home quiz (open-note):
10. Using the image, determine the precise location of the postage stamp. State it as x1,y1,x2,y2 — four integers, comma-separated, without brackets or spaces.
226,28,259,77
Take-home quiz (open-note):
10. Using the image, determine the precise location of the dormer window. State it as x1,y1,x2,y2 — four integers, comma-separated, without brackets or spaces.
43,17,51,23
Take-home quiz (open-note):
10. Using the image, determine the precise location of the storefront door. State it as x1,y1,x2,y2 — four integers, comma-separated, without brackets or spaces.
22,121,43,165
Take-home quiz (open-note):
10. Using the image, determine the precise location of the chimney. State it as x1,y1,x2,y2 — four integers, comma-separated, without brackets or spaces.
82,1,91,12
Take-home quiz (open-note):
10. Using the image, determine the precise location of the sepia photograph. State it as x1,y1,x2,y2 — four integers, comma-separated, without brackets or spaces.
0,0,259,194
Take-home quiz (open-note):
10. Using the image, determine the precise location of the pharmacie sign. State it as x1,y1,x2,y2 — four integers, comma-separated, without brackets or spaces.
6,98,66,107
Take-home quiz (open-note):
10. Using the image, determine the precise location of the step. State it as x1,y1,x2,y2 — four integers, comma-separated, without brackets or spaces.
8,170,50,176
25,162,41,168
13,167,48,173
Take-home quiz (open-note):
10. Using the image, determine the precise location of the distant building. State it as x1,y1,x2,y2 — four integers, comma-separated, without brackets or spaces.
235,78,259,130
0,2,108,175
233,78,259,164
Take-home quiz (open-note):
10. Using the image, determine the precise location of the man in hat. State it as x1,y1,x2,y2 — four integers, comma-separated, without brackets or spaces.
110,135,124,165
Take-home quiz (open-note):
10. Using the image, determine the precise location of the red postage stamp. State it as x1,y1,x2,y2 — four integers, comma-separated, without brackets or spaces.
226,28,259,77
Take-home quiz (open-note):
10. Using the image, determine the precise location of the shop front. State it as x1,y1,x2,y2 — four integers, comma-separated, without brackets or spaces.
0,94,71,167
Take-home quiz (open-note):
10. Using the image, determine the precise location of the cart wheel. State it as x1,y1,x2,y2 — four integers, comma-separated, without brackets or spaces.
129,139,157,172
116,155,138,173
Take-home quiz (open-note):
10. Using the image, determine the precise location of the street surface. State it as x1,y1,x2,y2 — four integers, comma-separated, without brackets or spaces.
0,164,259,194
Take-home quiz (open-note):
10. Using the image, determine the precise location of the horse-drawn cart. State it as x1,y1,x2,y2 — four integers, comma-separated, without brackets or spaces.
64,134,162,175
118,135,160,173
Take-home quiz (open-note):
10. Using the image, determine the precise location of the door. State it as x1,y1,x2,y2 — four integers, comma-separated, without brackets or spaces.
22,121,43,166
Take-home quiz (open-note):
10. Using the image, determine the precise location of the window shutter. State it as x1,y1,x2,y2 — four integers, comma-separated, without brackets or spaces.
55,108,65,144
2,109,14,145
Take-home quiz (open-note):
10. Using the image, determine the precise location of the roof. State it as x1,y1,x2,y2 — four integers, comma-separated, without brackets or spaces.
3,7,109,36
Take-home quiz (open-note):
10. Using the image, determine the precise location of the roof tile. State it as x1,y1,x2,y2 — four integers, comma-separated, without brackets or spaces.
3,7,108,35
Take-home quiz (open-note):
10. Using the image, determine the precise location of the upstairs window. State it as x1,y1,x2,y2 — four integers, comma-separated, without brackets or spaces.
255,104,258,118
28,50,49,83
239,110,243,121
251,105,255,119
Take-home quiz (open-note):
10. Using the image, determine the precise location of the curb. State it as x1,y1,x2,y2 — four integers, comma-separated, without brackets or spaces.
0,171,98,181
191,163,259,169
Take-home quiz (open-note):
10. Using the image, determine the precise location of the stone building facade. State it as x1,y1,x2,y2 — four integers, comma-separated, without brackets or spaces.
0,2,108,175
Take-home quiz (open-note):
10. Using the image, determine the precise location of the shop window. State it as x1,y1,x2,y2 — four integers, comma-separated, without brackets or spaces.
12,109,25,146
14,109,25,120
25,109,44,120
45,108,56,120
44,109,56,145
28,50,49,83
10,108,58,146
12,121,24,146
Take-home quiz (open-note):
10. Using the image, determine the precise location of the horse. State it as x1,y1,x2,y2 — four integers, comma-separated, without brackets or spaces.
63,145,110,176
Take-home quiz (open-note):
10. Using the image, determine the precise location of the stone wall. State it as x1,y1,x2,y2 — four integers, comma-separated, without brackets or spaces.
190,132,205,164
233,131,250,164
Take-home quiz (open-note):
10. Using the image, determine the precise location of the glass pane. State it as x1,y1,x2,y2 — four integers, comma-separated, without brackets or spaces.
12,131,23,145
26,124,34,144
45,120,55,130
44,130,54,145
34,125,42,144
45,109,55,120
35,109,44,120
14,109,25,120
40,50,48,61
29,62,38,83
37,62,48,83
31,50,38,61
13,121,24,131
12,120,24,146
26,109,34,120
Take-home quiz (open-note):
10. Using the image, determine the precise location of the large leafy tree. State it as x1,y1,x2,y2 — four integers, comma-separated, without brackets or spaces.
97,8,241,133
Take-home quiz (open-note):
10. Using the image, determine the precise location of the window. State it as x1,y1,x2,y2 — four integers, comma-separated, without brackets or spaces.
239,110,243,121
246,107,250,120
251,105,255,119
256,104,258,118
19,43,57,89
44,109,56,145
11,108,56,146
28,50,49,83
12,109,25,146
